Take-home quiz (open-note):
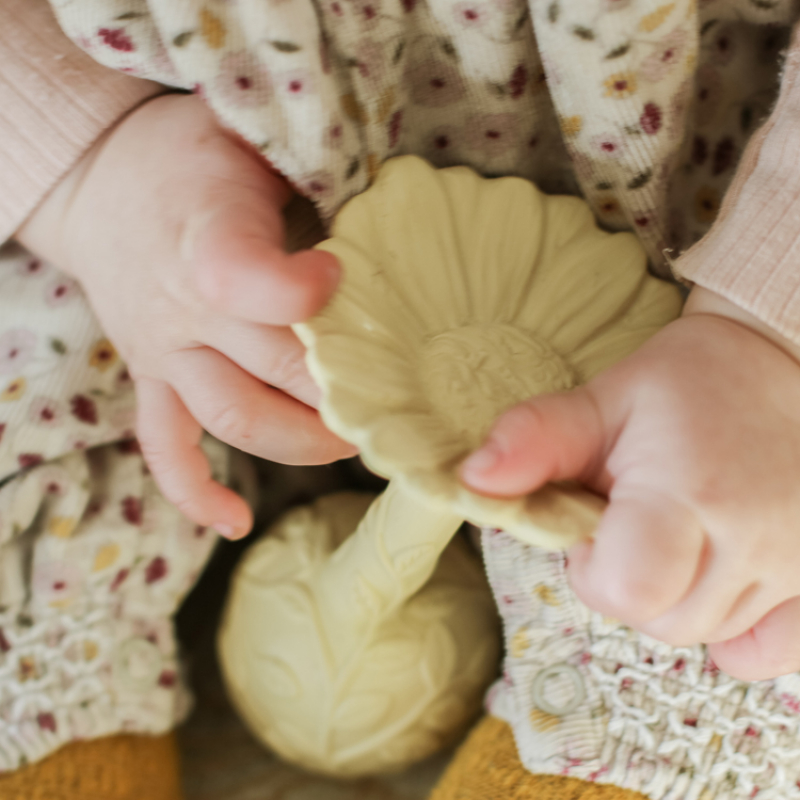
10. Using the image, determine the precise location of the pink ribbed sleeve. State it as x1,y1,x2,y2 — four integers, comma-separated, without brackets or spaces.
675,24,800,344
0,0,163,242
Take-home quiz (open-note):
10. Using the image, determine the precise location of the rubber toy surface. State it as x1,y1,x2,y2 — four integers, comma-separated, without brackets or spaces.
218,157,683,777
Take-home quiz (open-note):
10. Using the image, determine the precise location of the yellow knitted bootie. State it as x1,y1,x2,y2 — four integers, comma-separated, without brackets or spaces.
430,717,647,800
0,733,184,800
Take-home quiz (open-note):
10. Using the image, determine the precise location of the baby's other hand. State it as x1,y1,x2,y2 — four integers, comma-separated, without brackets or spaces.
17,94,356,540
461,286,800,681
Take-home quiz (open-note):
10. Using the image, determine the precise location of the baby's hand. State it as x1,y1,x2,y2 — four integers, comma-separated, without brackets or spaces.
461,287,800,680
17,94,356,539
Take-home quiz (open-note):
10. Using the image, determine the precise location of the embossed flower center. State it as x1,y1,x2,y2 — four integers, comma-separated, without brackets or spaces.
419,324,575,447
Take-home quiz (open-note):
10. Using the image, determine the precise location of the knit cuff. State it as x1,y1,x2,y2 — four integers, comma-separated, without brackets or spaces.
0,0,163,243
673,23,800,347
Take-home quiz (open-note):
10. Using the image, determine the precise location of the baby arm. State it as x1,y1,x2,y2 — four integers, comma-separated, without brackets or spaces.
17,93,356,539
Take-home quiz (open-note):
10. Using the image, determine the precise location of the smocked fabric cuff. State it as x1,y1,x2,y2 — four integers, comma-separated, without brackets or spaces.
673,24,800,347
482,528,800,800
0,0,163,244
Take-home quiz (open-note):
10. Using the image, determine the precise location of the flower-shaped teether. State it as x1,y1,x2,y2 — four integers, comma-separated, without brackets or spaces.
297,155,682,547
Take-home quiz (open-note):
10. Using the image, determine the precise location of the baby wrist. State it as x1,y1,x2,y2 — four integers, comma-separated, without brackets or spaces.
14,92,171,281
683,285,800,365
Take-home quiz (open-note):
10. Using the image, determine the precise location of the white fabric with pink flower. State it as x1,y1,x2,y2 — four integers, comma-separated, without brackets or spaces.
484,528,800,800
49,0,798,269
0,243,225,772
20,0,800,784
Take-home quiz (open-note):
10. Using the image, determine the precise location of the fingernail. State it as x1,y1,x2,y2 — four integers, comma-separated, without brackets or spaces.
292,251,340,297
461,439,503,480
317,252,341,288
213,522,241,540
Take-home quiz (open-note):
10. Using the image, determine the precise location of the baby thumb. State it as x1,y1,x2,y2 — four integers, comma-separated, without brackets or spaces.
460,387,607,497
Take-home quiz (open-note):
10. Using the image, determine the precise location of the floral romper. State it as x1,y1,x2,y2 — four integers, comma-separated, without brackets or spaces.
3,0,800,796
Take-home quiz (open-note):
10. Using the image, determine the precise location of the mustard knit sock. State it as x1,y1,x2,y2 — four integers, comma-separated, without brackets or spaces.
430,717,647,800
0,733,184,800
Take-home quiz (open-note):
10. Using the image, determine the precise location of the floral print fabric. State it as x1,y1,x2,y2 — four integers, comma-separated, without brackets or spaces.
0,243,226,771
49,0,798,270
11,0,800,784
